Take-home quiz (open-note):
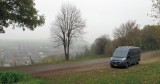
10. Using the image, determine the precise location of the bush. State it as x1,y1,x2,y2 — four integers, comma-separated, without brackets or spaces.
0,71,27,84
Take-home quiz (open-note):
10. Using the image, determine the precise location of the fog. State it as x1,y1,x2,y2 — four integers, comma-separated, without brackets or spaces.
0,0,156,43
0,0,158,67
0,39,88,67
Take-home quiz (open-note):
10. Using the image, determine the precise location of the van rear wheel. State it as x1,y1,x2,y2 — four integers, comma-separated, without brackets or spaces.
136,61,139,65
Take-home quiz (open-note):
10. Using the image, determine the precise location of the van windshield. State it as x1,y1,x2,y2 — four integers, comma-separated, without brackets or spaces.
113,51,128,58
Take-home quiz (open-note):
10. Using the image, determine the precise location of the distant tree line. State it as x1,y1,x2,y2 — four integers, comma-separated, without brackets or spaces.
83,20,160,57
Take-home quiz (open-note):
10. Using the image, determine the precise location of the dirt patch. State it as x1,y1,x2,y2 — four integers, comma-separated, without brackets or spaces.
33,62,108,78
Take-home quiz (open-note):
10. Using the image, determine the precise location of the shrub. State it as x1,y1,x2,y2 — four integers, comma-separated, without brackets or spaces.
0,71,27,84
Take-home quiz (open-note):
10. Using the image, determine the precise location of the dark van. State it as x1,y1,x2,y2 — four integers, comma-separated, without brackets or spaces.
110,46,141,68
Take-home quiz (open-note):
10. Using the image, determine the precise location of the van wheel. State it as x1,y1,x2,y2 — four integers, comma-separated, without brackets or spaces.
111,65,115,68
136,61,139,65
125,63,129,68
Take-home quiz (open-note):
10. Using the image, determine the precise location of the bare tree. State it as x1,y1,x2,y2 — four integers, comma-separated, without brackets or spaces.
113,20,139,46
51,4,85,60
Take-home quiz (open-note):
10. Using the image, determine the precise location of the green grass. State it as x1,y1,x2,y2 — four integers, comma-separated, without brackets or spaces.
17,78,47,84
46,62,160,84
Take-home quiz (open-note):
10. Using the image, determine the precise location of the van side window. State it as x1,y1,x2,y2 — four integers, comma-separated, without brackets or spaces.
128,51,132,56
132,49,136,56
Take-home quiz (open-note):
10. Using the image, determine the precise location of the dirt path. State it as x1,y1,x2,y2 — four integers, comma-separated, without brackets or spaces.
0,50,159,77
24,58,108,73
0,58,108,73
33,50,160,77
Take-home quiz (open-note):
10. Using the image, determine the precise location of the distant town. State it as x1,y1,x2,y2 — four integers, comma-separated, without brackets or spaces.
0,39,87,67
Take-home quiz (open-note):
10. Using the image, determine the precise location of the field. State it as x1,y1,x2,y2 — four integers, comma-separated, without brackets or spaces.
41,50,160,84
44,63,160,84
1,50,160,84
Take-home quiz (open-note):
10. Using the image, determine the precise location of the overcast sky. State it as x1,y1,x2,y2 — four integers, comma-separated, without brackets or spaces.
0,0,157,43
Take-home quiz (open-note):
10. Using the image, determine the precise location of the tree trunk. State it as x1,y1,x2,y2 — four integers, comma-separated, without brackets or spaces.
65,49,69,60
64,46,68,60
65,40,70,60
67,46,70,60
66,53,69,60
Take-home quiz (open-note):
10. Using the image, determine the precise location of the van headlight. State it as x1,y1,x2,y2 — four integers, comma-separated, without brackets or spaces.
111,57,113,60
122,58,126,61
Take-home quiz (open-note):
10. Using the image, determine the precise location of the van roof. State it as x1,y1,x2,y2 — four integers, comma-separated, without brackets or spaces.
116,46,139,52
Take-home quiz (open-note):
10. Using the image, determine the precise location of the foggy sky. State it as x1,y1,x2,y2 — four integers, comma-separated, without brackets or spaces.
0,0,156,43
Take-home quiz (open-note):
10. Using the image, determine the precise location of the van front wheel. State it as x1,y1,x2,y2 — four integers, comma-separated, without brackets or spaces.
125,63,129,68
110,65,115,68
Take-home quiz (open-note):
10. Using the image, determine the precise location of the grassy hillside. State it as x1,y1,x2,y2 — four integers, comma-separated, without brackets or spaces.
47,63,160,84
44,51,160,84
2,51,159,84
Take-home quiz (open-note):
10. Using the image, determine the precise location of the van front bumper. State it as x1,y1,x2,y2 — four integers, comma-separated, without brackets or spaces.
110,60,127,68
